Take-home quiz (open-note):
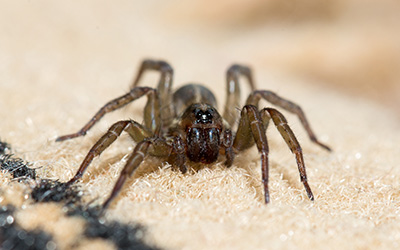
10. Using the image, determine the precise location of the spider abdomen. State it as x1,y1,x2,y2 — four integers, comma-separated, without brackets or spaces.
186,127,220,164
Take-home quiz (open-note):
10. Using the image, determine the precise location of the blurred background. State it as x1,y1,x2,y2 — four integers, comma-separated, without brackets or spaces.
1,0,399,119
166,0,400,113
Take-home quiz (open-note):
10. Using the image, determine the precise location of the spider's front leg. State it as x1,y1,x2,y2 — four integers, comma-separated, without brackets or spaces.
233,105,314,203
233,105,271,203
66,87,161,184
222,129,234,167
169,136,188,174
102,140,151,209
261,107,314,201
246,90,331,151
56,87,155,142
103,136,174,209
67,120,152,184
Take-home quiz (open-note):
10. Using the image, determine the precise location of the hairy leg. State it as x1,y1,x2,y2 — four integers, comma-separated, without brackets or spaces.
102,136,174,208
169,136,187,174
223,64,255,127
102,140,151,209
233,105,270,203
56,87,155,141
261,107,314,201
222,129,234,167
246,90,331,151
67,120,151,184
131,59,175,127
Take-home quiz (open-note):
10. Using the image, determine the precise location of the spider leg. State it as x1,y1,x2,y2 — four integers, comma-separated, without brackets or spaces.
124,120,152,142
102,140,151,209
101,136,174,209
131,59,175,127
261,107,314,201
223,64,256,127
143,87,161,133
56,87,155,142
168,136,188,173
67,120,153,184
246,90,331,151
221,129,234,167
233,105,270,203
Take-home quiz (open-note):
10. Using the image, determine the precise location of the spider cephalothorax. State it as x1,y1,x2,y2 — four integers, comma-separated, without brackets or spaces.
56,59,330,208
179,103,223,164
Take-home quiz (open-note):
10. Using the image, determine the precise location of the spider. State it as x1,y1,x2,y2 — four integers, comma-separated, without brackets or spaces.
56,59,330,209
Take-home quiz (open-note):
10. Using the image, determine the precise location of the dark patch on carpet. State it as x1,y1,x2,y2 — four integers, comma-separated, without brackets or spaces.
0,140,36,180
66,205,161,250
0,205,56,250
1,140,162,250
30,179,82,205
0,154,36,180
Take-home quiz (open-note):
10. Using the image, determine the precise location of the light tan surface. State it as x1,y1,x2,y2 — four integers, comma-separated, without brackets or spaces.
1,1,400,249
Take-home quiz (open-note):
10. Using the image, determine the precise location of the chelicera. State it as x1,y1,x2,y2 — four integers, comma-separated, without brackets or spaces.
56,59,330,208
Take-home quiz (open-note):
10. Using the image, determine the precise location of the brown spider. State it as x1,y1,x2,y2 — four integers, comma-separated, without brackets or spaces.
56,59,330,209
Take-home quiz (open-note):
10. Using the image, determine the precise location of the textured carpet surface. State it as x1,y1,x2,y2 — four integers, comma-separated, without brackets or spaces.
1,1,400,249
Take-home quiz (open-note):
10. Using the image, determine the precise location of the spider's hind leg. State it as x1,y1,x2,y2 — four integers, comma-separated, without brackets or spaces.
131,59,175,126
223,64,256,127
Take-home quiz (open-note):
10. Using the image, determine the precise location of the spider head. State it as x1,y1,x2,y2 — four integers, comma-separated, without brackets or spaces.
194,106,216,124
181,103,222,127
180,103,223,164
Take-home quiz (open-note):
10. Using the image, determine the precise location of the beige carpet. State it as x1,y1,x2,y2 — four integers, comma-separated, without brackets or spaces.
1,1,400,249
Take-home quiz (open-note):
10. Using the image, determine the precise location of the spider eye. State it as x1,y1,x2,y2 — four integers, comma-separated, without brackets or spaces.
194,109,213,124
